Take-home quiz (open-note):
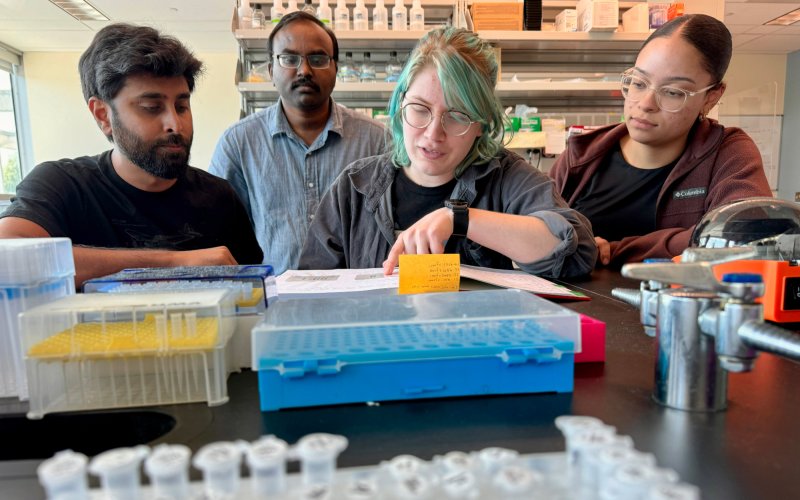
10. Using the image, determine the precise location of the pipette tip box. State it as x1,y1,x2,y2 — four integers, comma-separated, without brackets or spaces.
1,238,75,399
253,289,579,411
82,265,276,314
20,289,237,419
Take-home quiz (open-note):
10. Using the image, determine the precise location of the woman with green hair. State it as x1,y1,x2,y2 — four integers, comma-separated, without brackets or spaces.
299,27,596,277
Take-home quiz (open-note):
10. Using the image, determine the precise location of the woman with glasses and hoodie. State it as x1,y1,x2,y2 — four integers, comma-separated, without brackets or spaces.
549,14,771,267
299,27,597,278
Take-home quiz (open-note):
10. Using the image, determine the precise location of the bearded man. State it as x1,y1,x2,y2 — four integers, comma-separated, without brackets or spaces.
0,23,263,285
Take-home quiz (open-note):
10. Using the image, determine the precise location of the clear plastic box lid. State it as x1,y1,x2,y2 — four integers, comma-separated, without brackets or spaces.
20,289,237,358
0,238,74,285
253,289,580,369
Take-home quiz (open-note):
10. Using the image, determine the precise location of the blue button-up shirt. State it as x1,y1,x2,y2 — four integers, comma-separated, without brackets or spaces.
209,99,387,275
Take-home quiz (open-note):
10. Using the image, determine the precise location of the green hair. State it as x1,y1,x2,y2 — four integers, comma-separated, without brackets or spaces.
387,27,505,177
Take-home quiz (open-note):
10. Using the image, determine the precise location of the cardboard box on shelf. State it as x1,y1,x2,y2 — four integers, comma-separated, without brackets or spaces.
622,2,649,33
555,9,578,32
470,2,524,31
577,0,619,32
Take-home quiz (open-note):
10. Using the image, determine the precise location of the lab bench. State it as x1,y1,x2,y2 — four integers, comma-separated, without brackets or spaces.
1,269,799,499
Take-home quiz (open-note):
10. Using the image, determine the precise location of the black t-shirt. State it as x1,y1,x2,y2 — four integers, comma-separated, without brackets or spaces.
392,167,457,230
571,147,676,242
2,151,263,264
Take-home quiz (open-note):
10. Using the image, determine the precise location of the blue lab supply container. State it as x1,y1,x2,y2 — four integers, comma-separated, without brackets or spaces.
83,265,276,314
252,289,580,411
0,238,75,400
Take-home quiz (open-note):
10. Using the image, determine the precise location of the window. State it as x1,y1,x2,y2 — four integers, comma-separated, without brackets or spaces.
0,68,22,194
1,43,26,196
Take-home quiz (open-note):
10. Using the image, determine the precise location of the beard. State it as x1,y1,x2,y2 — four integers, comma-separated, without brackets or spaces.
111,113,192,180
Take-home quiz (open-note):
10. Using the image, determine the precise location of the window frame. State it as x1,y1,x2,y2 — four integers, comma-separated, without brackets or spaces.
1,41,33,194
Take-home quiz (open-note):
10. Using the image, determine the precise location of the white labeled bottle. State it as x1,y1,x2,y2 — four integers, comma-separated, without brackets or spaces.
271,0,285,24
372,0,389,30
392,0,407,31
409,0,424,30
360,52,376,82
238,0,253,29
285,0,299,15
251,4,266,28
353,0,369,30
385,51,403,82
334,0,351,31
316,0,332,25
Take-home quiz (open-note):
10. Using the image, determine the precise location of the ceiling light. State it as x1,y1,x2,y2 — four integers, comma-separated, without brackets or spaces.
49,0,109,22
765,7,800,26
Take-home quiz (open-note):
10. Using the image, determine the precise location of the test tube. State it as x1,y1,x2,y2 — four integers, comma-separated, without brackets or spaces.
648,481,701,500
88,445,149,500
292,433,348,486
193,440,248,498
492,465,543,496
477,447,518,475
585,444,655,491
599,462,679,500
246,435,289,495
37,449,89,500
144,444,191,500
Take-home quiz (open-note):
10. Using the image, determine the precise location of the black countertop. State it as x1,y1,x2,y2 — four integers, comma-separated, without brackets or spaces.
2,269,799,498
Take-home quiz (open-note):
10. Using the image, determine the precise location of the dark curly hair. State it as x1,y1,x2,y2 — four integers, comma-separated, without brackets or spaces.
78,23,204,103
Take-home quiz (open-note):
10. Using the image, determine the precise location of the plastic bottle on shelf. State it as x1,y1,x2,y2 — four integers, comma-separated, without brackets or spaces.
392,0,407,31
238,0,253,29
353,0,369,30
338,52,360,82
372,0,389,30
285,0,299,15
360,52,377,82
409,0,424,30
251,4,266,28
385,51,403,82
302,0,316,14
271,0,285,24
334,0,351,31
316,0,333,25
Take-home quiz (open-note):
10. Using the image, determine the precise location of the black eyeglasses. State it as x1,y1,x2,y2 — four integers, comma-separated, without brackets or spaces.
274,53,332,70
401,102,476,136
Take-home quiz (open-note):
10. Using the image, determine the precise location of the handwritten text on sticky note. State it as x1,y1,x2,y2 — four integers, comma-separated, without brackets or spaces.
398,254,460,294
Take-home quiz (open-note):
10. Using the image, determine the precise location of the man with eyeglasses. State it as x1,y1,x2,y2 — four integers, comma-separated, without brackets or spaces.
550,14,770,268
209,11,386,275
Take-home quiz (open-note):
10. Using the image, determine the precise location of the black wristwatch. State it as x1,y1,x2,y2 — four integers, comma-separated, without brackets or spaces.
444,199,469,238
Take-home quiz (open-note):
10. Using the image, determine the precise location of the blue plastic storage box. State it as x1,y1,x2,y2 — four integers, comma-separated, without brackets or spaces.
83,265,276,314
253,289,580,411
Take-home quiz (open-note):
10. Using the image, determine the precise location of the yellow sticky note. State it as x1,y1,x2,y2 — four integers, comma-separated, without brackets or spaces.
398,254,460,295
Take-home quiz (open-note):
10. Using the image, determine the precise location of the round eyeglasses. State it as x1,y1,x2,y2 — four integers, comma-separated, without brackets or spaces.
620,71,717,113
274,53,332,70
401,102,476,136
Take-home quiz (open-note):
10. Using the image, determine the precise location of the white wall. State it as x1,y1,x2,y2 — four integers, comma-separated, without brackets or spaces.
23,51,241,171
725,54,787,116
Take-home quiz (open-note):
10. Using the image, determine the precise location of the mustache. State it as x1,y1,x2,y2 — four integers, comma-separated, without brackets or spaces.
291,77,319,91
154,134,189,148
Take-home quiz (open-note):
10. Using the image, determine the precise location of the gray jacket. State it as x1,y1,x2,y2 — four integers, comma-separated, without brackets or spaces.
299,150,597,277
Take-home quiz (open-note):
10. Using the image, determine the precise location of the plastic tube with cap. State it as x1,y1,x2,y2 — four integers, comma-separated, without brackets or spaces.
193,440,248,498
246,435,289,495
292,433,348,486
37,449,89,500
144,444,191,500
88,445,149,500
